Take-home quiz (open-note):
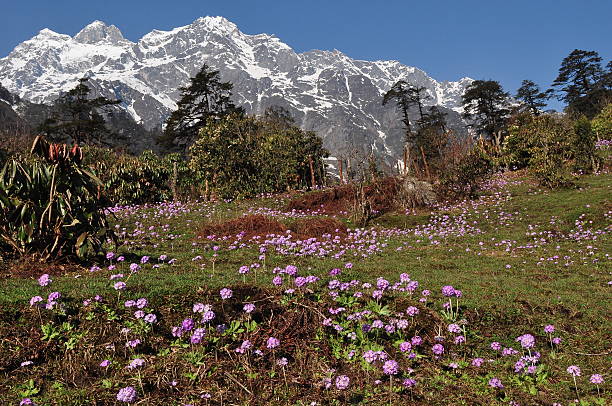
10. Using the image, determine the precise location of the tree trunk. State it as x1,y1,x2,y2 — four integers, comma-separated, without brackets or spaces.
308,155,316,189
172,162,178,201
420,146,431,180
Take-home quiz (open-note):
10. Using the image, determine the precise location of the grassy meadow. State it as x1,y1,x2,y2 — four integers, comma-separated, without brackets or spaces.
0,170,610,405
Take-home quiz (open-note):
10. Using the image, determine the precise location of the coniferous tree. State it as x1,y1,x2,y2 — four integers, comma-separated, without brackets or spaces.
552,49,611,118
407,86,430,121
382,81,414,142
416,106,448,161
515,80,552,115
462,80,511,147
158,64,243,152
38,78,121,146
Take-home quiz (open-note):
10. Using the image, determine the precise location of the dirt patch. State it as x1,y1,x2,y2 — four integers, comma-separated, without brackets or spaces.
285,177,401,215
0,257,83,279
289,217,348,239
197,214,288,240
197,215,348,241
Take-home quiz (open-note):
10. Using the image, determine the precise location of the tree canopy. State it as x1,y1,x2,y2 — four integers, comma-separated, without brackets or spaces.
158,64,243,152
515,80,552,115
38,78,121,146
552,49,611,118
382,80,414,142
462,80,510,147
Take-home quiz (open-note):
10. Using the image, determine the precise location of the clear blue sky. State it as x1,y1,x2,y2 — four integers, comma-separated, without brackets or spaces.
1,0,611,110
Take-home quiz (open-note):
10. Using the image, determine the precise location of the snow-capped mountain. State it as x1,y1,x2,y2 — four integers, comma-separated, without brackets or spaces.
0,17,472,162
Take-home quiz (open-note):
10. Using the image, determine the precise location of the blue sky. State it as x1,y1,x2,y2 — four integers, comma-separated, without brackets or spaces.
1,0,611,110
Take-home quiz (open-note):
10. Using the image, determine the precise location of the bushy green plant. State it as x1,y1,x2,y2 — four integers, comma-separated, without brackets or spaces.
572,117,598,173
0,137,115,259
190,114,328,200
438,147,494,200
591,103,612,140
83,147,168,205
504,114,575,188
83,147,199,205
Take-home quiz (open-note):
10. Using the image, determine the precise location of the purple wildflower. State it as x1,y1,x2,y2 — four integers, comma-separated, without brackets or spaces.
38,274,51,287
144,313,157,323
441,285,455,297
406,306,419,316
190,328,206,344
202,310,215,323
382,360,399,375
29,296,43,306
488,378,504,388
182,318,195,331
471,358,484,367
516,334,535,349
335,375,350,389
432,344,444,355
219,288,233,300
266,337,280,349
399,341,412,352
566,365,581,377
127,358,145,369
116,386,137,403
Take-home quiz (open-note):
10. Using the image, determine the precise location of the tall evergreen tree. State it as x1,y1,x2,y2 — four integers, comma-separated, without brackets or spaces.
407,86,430,121
38,78,121,146
515,80,552,115
382,80,413,142
417,106,448,161
158,64,243,152
462,80,510,147
551,49,611,118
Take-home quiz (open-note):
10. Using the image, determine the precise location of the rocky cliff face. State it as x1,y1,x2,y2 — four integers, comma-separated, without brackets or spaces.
0,17,472,162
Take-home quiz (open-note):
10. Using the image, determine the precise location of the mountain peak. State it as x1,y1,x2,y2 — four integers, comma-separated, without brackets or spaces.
192,16,239,33
36,28,68,39
74,20,128,44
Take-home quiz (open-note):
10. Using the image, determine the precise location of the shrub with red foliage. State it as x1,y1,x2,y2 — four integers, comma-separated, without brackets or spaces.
197,215,288,240
285,177,401,215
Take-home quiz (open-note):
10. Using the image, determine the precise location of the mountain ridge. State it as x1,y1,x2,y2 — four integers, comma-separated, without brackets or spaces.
0,17,472,163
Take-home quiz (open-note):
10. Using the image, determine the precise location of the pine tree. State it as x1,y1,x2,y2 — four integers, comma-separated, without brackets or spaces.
38,78,121,146
515,80,552,115
462,80,510,147
382,80,414,142
416,106,448,163
407,86,430,121
158,64,243,152
552,49,611,118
